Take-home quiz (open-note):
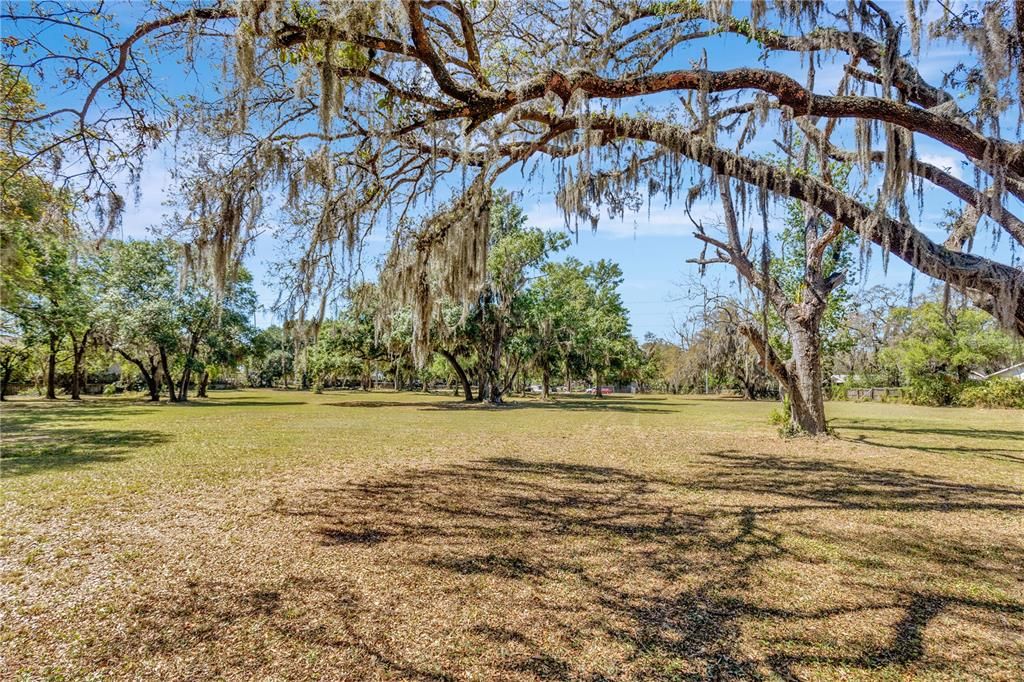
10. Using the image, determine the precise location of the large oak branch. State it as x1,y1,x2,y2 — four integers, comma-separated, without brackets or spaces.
521,110,1024,334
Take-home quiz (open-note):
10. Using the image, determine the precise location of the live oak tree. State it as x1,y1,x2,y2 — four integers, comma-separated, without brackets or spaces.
309,283,412,391
675,302,775,399
97,240,180,401
432,301,481,401
379,242,634,401
245,326,296,388
96,238,256,402
468,193,568,403
63,249,101,401
527,257,634,398
193,270,258,397
2,229,93,400
395,192,568,402
307,319,365,391
524,263,587,400
5,1,1024,419
769,193,857,384
690,162,858,432
167,269,257,402
0,64,81,399
0,326,31,400
835,284,912,386
578,260,632,398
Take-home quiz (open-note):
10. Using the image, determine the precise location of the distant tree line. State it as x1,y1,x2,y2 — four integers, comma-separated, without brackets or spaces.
0,229,257,402
4,173,1019,409
265,193,651,402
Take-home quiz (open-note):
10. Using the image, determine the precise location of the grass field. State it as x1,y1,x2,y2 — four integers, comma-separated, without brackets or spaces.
1,390,1022,681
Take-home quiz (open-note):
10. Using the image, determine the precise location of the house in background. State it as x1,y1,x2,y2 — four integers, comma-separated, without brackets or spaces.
972,362,1024,381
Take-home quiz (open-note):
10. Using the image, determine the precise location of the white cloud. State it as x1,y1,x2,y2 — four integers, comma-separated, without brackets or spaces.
918,153,964,181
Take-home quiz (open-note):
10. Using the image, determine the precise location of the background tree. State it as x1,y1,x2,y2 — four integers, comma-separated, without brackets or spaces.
770,189,857,388
397,192,569,402
881,298,1021,405
692,305,775,399
194,271,258,397
0,321,31,400
833,285,909,387
6,232,84,399
578,260,632,398
432,301,480,401
453,192,568,402
691,174,851,433
245,327,295,389
1,64,79,399
97,240,179,401
521,268,580,400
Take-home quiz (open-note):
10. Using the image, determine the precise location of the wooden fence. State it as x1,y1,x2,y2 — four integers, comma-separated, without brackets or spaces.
845,387,902,401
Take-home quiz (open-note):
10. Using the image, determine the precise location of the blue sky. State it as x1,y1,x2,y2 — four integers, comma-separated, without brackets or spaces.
16,1,1019,339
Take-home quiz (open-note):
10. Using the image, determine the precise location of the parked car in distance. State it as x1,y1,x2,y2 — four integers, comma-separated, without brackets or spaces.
584,386,615,395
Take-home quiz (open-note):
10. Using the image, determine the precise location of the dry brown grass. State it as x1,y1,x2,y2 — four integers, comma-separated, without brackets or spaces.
1,390,1022,680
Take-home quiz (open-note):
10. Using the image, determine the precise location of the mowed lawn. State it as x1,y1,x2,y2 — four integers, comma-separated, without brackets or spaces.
1,391,1022,681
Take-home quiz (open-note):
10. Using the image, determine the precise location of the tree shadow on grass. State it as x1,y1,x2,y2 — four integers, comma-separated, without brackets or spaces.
45,452,1022,678
690,450,1024,513
95,575,458,682
0,426,170,477
831,420,1024,463
0,401,159,431
176,399,309,407
263,454,1024,679
326,397,677,414
833,421,1024,442
0,396,306,435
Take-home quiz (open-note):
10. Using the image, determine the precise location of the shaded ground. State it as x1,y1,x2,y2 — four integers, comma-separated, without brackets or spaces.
1,390,1022,680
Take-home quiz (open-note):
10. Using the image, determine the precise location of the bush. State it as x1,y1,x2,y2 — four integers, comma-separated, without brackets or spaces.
903,374,961,406
956,379,1024,409
768,395,790,425
768,396,806,436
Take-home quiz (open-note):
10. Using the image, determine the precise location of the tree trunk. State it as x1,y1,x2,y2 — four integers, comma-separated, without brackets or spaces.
541,361,551,400
177,333,200,402
69,328,91,400
738,377,756,400
145,375,159,401
46,332,58,399
439,349,473,401
116,348,160,401
501,358,520,397
475,359,487,403
146,356,160,401
593,370,603,398
486,322,503,404
786,317,828,435
159,345,177,402
70,361,81,400
0,364,12,401
197,370,210,398
740,318,828,436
